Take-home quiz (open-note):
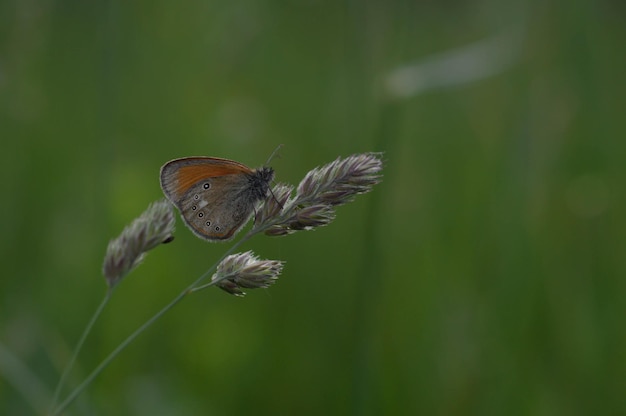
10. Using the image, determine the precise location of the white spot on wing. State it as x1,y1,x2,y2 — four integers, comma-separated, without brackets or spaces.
198,200,208,209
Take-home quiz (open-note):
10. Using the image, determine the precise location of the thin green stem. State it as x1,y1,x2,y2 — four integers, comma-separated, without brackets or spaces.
189,272,234,292
52,230,256,416
52,290,187,415
49,288,113,412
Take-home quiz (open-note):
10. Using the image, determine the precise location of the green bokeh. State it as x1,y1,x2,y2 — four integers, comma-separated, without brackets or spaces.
1,0,625,415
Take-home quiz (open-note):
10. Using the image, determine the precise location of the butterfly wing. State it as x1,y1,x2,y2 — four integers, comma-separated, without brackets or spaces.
160,157,253,200
160,157,258,241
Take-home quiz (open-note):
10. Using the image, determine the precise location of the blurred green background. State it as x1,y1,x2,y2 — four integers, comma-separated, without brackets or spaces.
1,0,625,414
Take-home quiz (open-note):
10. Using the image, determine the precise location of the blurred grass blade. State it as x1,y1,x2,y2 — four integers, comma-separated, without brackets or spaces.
385,29,523,98
0,342,49,414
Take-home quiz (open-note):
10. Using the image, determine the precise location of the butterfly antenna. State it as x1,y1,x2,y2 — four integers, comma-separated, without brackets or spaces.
265,144,284,166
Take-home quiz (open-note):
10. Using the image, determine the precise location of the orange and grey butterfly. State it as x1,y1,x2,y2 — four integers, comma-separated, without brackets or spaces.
160,157,274,241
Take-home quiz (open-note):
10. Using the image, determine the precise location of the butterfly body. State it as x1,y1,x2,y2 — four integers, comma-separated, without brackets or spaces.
160,157,274,241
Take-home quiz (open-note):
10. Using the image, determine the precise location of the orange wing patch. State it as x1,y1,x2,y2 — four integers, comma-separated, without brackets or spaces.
173,158,252,196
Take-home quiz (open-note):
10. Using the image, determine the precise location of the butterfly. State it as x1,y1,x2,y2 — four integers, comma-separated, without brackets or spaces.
160,157,274,241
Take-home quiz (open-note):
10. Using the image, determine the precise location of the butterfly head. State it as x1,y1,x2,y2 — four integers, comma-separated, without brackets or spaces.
249,166,275,200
